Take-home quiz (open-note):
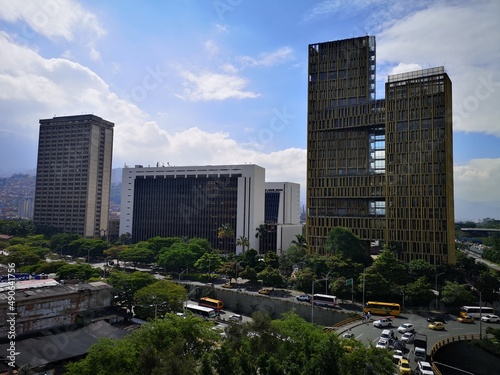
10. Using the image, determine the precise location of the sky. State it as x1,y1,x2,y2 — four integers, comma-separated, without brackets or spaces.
0,0,499,221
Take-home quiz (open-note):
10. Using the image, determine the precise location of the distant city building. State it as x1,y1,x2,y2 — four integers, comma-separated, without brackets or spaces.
261,182,302,253
33,115,114,237
17,196,34,219
120,164,265,253
306,36,455,265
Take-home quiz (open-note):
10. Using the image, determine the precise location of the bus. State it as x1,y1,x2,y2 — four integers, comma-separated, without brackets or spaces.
199,297,224,311
364,301,401,316
312,294,336,307
459,306,494,318
185,303,218,320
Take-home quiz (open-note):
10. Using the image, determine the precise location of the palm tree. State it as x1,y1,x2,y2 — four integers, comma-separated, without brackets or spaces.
217,223,234,239
236,235,250,253
255,224,267,239
291,234,307,251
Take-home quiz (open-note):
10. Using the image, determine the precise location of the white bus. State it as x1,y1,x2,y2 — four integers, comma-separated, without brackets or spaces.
312,294,336,307
185,303,218,319
459,306,494,318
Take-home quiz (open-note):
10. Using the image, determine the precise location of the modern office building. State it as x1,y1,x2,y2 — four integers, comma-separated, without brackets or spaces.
306,36,455,265
18,196,34,219
261,182,302,253
33,115,114,237
120,164,265,253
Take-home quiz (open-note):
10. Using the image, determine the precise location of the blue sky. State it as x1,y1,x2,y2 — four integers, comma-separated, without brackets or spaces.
0,0,499,220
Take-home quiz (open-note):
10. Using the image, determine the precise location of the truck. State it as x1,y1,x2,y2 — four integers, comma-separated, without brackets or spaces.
413,333,427,361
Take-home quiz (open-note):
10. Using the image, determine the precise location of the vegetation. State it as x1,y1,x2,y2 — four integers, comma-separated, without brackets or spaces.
64,312,396,375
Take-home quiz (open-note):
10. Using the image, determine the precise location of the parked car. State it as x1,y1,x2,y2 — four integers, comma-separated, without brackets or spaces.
458,315,475,324
427,315,446,323
401,332,415,344
373,318,393,328
398,358,412,374
296,294,311,302
221,283,233,289
481,314,499,323
375,338,390,349
417,360,435,375
428,321,445,331
342,331,355,339
397,323,414,333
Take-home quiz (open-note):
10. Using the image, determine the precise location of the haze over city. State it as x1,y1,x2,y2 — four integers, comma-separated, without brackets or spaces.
0,0,499,221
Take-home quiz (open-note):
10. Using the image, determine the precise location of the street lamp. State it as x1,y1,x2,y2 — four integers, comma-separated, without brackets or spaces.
435,272,445,310
325,270,333,294
472,287,483,339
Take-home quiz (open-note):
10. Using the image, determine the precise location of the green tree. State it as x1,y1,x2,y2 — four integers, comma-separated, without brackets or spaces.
408,259,435,282
134,280,187,319
107,270,156,312
118,245,155,264
57,263,99,282
218,223,234,239
441,281,476,306
194,252,223,278
371,247,408,286
236,235,250,253
291,234,307,251
404,277,435,307
157,242,197,272
258,266,285,288
324,227,368,264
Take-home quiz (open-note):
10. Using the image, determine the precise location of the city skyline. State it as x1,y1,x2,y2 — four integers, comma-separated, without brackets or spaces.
0,1,499,221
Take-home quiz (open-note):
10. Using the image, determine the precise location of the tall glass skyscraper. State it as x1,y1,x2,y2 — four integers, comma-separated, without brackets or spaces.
306,36,455,265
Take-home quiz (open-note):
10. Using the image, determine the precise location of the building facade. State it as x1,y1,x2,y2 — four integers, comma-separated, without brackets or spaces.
33,115,114,237
261,182,302,254
120,164,265,253
306,36,455,265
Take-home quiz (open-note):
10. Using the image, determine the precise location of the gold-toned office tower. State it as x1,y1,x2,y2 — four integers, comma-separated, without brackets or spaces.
34,115,114,237
306,36,455,265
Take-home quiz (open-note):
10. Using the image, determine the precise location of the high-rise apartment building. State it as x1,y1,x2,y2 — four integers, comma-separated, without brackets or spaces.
306,36,455,265
34,115,114,237
120,164,265,253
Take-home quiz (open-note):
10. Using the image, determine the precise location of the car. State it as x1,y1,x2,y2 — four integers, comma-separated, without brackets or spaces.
221,283,233,289
258,288,273,295
398,358,412,374
427,315,446,323
375,338,390,349
342,331,355,339
458,315,475,324
428,321,445,330
417,360,435,375
392,349,404,363
229,314,242,322
481,314,500,323
397,323,415,333
400,332,415,344
296,294,311,302
380,329,396,340
393,340,406,352
373,318,393,328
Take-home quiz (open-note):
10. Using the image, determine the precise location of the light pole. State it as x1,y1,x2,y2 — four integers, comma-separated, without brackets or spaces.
362,267,367,310
435,272,445,310
472,287,483,339
325,270,333,294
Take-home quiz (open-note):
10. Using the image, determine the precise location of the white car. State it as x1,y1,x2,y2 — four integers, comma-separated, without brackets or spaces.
401,332,415,343
380,329,396,340
296,294,311,302
417,360,434,375
373,318,393,328
481,314,499,323
397,323,415,333
375,338,389,349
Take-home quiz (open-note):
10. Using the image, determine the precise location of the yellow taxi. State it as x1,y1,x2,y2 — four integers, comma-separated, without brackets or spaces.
258,288,273,295
428,321,445,330
458,315,475,324
397,358,411,374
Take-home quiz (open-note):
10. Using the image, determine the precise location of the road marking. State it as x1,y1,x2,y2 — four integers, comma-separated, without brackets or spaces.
356,333,363,339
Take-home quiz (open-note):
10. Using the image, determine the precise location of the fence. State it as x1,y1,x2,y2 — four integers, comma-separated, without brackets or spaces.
430,333,481,375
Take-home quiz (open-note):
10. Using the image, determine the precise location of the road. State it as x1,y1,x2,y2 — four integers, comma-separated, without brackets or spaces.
337,311,495,372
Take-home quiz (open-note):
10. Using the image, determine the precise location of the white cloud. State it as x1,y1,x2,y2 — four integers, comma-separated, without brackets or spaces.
204,39,219,58
0,0,105,41
388,63,423,76
239,46,293,67
178,69,260,101
454,158,500,202
215,24,228,33
377,1,500,136
220,63,238,74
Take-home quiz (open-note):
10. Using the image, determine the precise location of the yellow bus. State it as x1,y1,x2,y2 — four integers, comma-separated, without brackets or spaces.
364,301,401,316
199,297,224,311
